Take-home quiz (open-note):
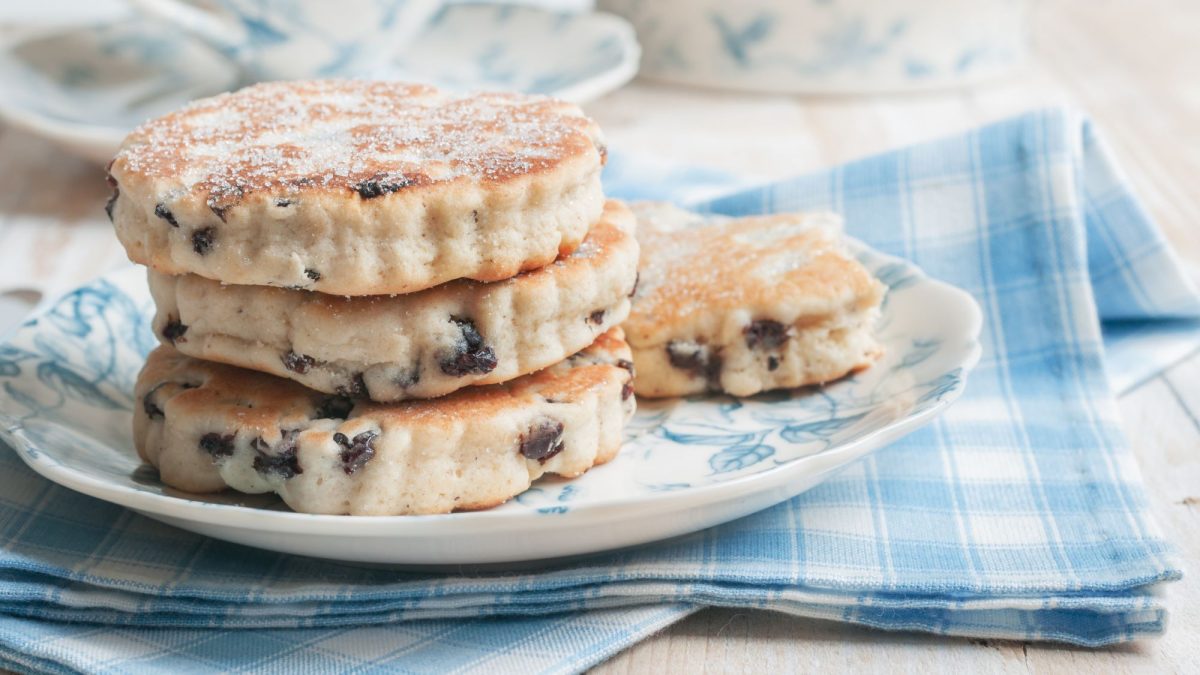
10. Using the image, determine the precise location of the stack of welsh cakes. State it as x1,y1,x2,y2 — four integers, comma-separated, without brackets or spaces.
104,80,638,516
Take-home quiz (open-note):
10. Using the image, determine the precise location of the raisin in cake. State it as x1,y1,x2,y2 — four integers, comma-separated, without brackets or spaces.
624,203,885,398
107,80,606,296
134,328,635,515
147,201,639,401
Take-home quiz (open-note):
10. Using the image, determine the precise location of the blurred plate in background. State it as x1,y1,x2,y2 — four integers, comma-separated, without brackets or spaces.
0,3,639,163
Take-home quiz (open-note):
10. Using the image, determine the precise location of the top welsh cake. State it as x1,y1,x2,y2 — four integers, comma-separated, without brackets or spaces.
106,80,607,296
625,203,885,398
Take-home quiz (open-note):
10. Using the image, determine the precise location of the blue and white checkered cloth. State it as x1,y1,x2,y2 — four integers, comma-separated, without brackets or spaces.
2,108,1197,673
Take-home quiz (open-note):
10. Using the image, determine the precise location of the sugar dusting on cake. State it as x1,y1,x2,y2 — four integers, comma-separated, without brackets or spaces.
114,80,603,207
626,203,875,341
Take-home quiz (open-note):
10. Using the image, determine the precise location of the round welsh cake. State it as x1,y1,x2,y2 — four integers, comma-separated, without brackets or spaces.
107,80,607,296
148,201,639,402
134,328,635,515
625,202,885,398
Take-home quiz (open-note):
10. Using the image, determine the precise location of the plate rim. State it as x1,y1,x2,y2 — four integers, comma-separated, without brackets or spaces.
1,250,983,537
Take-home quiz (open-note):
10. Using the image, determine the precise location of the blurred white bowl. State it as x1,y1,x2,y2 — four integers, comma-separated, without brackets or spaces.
598,0,1030,94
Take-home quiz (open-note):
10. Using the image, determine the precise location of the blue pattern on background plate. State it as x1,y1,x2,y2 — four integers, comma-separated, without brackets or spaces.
0,4,640,163
387,4,638,100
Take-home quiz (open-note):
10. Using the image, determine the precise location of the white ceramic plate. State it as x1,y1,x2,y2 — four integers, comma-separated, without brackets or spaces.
0,243,981,565
0,4,640,164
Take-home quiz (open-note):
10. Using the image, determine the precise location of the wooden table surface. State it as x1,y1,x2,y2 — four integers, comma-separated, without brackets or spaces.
0,0,1196,672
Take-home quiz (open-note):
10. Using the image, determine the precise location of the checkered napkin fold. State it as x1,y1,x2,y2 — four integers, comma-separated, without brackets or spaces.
1,108,1197,674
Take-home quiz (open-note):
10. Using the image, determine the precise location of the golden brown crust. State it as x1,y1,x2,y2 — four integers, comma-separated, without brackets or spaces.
625,207,883,348
624,203,885,398
112,80,603,205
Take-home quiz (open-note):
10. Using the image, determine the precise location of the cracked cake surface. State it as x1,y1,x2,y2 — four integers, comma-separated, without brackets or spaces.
134,328,635,515
624,202,885,398
107,80,607,295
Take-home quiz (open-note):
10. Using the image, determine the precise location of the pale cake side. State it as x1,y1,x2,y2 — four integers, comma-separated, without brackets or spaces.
134,329,635,516
148,201,639,402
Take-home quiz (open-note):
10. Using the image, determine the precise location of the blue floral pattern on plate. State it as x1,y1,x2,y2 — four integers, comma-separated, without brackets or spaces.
0,239,979,559
0,239,974,497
